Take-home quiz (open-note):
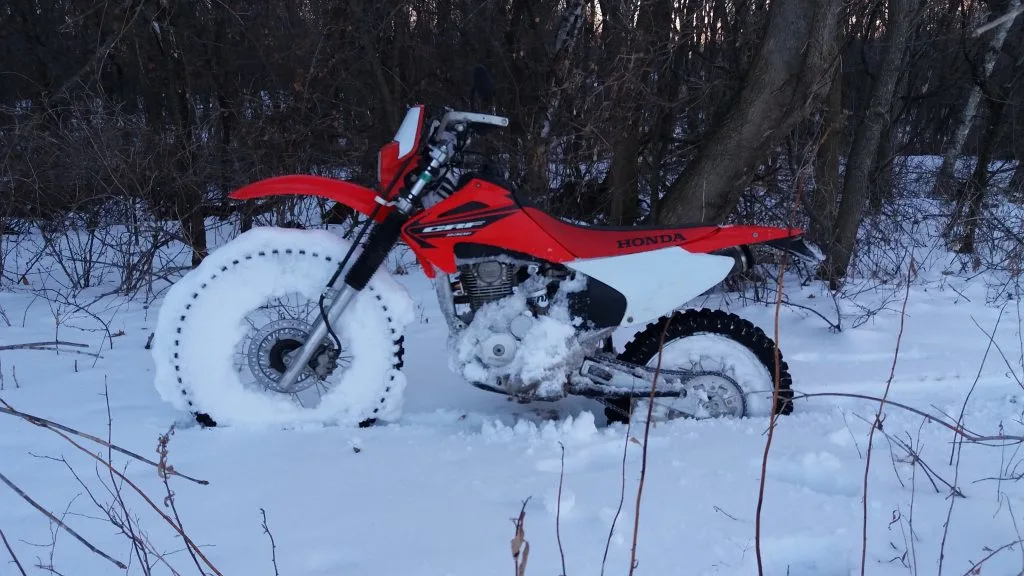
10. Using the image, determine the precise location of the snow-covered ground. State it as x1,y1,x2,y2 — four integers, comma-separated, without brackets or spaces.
2,217,1024,576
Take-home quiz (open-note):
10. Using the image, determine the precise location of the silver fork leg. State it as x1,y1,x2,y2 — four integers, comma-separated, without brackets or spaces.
276,285,358,392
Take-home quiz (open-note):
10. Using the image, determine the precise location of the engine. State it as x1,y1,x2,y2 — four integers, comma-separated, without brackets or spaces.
443,258,586,400
456,260,518,313
451,259,566,325
436,247,756,401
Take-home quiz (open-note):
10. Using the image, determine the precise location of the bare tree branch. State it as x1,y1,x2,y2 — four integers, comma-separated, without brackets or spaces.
0,400,208,485
0,341,90,350
260,508,280,576
0,470,126,569
860,256,914,576
0,526,28,576
790,392,1023,445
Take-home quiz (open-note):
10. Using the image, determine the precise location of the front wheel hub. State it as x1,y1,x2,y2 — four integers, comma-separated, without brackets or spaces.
268,338,302,373
247,319,340,394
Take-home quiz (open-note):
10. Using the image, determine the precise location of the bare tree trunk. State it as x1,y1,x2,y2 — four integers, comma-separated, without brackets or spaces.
606,0,670,225
953,54,1024,254
1012,112,1024,195
183,209,209,267
869,122,896,214
807,18,845,251
525,0,585,200
932,0,1021,197
871,49,916,215
820,0,917,286
158,13,208,268
656,0,843,226
543,0,586,137
1012,150,1024,196
956,98,1007,255
537,1,585,140
608,129,641,224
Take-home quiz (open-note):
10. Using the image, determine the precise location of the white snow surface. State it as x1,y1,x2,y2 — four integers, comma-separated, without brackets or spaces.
2,223,1024,575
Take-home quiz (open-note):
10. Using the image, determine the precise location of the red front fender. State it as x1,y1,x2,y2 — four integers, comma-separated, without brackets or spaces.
229,175,389,221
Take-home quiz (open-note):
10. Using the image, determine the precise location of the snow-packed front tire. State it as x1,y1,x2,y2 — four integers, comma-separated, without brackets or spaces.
151,227,414,428
604,308,794,425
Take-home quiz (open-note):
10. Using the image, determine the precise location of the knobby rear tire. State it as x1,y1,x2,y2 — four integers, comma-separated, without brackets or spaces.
604,308,794,424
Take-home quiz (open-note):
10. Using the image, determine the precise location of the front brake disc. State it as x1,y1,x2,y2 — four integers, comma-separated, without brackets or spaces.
247,318,326,394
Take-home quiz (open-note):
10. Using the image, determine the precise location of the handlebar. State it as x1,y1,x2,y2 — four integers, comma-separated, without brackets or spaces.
436,110,509,134
432,110,509,149
392,107,507,213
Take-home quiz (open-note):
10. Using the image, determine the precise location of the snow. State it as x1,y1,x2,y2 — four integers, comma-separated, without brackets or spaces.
2,209,1024,575
151,226,414,427
451,269,587,399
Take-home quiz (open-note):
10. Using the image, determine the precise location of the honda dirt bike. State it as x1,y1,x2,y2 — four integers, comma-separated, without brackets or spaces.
151,103,820,429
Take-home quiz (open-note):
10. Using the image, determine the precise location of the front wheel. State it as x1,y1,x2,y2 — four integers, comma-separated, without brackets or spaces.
604,308,794,425
151,227,414,428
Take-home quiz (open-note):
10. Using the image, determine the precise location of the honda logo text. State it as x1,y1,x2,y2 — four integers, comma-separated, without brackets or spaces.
617,233,687,249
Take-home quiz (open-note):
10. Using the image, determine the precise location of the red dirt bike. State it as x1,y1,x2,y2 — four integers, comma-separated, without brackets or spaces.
151,102,819,429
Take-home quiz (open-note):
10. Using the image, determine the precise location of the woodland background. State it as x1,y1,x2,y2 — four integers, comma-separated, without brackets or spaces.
1,0,1023,288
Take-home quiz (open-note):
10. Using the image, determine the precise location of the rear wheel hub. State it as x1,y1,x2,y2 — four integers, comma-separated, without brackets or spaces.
685,374,745,418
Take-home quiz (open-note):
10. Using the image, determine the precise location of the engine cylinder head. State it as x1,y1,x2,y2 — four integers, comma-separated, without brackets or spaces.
457,260,517,310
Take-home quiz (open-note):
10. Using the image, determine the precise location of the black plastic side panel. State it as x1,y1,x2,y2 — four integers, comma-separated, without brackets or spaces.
571,276,627,329
453,242,546,263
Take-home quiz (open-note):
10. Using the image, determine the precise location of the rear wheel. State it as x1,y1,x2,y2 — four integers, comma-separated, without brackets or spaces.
151,227,413,428
603,308,794,425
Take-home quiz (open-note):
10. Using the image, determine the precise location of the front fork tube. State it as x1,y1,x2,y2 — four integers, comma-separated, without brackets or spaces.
430,273,466,333
276,210,410,391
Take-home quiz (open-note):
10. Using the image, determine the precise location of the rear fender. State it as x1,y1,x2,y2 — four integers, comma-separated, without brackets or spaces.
678,225,799,252
681,225,823,274
760,234,824,263
229,175,390,222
